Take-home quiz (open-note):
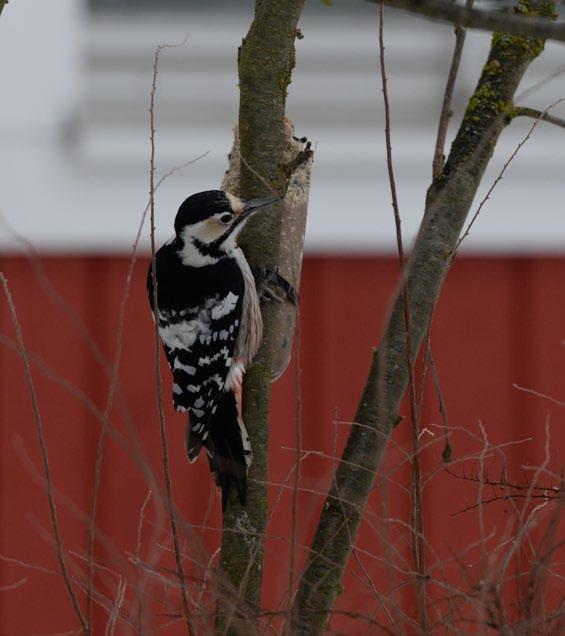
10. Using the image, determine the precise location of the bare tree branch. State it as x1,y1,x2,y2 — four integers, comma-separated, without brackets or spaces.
514,104,565,127
455,98,564,254
378,4,428,631
518,62,565,99
293,1,557,632
370,0,563,43
432,0,475,180
148,41,192,635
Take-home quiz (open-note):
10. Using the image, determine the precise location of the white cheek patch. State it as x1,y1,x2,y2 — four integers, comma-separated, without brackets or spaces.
182,220,222,244
178,225,221,266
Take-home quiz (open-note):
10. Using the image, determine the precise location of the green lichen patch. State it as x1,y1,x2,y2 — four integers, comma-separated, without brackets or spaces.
515,0,558,19
440,0,556,184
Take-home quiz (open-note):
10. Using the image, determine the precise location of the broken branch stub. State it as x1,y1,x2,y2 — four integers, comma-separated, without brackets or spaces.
222,122,313,380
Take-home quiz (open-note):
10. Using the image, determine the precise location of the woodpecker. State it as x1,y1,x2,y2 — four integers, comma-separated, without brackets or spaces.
147,190,278,510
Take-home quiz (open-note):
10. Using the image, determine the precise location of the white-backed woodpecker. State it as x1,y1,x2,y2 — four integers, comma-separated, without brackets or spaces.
147,189,278,510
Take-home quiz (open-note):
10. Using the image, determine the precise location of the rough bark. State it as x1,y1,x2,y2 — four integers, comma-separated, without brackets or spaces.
216,1,309,633
370,0,563,44
292,1,556,633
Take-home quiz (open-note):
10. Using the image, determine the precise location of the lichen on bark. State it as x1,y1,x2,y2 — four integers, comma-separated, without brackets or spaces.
292,1,556,633
216,1,310,633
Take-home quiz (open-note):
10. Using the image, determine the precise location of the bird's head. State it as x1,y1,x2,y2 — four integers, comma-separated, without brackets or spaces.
174,190,279,259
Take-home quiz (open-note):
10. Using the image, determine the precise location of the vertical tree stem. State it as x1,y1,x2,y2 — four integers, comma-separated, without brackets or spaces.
217,1,307,633
432,0,475,180
148,44,192,635
377,4,428,631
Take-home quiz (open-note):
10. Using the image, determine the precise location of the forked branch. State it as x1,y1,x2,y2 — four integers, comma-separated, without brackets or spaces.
369,0,562,43
293,1,557,632
514,105,565,128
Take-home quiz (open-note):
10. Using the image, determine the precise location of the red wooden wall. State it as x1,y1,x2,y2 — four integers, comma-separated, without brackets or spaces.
0,255,564,634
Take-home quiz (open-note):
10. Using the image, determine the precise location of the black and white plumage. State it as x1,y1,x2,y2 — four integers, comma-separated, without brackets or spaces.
147,189,278,510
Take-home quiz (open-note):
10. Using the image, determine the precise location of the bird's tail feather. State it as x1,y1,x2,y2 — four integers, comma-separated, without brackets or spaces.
185,390,252,511
208,391,250,510
186,419,205,463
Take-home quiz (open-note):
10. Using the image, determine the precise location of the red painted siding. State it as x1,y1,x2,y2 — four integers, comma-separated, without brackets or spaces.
0,256,563,634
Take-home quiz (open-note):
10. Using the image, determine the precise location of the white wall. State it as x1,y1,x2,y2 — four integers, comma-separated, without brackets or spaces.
0,0,564,254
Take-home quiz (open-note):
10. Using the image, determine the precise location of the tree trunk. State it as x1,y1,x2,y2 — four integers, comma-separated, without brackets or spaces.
216,1,310,633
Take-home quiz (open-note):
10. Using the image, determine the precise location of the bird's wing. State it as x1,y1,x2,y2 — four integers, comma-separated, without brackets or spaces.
157,290,243,458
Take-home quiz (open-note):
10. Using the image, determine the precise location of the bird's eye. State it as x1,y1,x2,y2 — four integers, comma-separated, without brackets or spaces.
219,213,233,225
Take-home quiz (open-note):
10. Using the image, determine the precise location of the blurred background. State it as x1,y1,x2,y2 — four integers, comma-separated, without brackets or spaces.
0,1,564,633
1,0,564,252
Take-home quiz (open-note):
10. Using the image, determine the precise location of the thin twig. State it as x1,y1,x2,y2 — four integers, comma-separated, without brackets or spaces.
105,576,127,636
454,98,565,255
524,495,565,624
239,153,280,197
0,333,169,520
148,40,192,635
87,147,207,620
87,151,208,623
194,546,220,632
476,423,489,566
135,490,153,635
432,0,475,180
0,274,88,633
513,382,565,408
0,552,59,577
514,105,565,129
287,308,303,632
517,64,565,101
378,4,427,632
0,577,27,592
496,418,552,582
445,466,560,493
428,348,451,463
1,150,207,631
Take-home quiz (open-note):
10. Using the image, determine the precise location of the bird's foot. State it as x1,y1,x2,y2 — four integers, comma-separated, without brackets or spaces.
252,267,299,306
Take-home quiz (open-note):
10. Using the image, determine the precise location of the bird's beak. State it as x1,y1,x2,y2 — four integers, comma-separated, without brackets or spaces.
214,195,281,249
241,196,280,218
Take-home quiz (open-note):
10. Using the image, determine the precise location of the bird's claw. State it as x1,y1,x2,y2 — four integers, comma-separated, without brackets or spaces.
252,267,299,306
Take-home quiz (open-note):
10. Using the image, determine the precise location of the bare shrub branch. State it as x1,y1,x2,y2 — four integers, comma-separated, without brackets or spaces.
378,4,427,631
432,0,476,180
147,39,192,634
0,274,88,633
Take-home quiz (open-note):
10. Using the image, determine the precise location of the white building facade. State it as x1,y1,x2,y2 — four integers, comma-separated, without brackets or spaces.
0,0,563,254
